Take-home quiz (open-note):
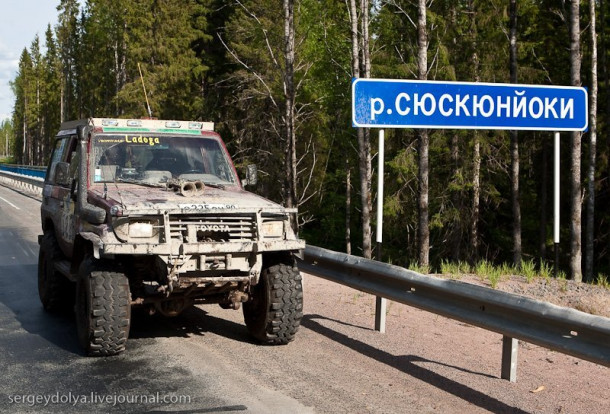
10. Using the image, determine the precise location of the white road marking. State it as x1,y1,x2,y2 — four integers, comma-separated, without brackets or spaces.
0,196,21,210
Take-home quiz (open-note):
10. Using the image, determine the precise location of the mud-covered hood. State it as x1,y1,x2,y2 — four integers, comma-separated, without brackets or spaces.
92,185,290,214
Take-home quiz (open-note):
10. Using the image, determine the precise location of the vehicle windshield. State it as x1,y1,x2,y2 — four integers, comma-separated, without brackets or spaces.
90,134,238,186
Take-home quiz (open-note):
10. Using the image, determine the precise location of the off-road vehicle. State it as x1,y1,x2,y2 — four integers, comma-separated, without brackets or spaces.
38,118,304,356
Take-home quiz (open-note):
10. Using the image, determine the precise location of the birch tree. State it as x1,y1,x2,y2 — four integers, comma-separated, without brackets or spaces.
585,0,598,281
349,0,373,259
509,0,521,266
284,0,298,231
569,0,582,282
417,0,430,267
470,0,481,263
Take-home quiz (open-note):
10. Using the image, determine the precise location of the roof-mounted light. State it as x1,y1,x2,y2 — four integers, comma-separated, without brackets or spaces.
127,120,142,127
102,119,119,127
165,121,182,129
188,122,203,130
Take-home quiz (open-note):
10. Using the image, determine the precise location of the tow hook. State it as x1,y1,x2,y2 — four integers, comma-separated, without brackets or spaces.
227,291,249,310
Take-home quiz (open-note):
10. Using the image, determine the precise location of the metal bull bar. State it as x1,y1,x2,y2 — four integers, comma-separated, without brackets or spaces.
299,245,610,382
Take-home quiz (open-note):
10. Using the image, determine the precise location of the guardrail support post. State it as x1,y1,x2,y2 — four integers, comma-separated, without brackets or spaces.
501,335,518,382
375,296,387,333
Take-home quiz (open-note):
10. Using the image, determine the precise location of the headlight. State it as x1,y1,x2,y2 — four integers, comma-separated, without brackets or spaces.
261,221,284,238
129,222,154,238
113,217,160,242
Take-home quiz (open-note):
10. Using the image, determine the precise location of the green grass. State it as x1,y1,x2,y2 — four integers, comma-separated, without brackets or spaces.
408,262,430,275
519,259,537,283
440,260,471,278
539,261,553,280
474,260,493,278
474,260,503,288
435,258,609,290
597,274,610,289
499,262,517,277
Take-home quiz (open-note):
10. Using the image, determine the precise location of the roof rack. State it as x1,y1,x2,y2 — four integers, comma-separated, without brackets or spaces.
89,118,214,132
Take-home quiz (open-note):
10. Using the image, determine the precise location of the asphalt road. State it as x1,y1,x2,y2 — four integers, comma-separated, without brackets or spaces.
0,184,313,414
1,182,608,414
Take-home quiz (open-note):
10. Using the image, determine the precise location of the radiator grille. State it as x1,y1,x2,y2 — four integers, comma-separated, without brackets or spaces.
169,215,256,243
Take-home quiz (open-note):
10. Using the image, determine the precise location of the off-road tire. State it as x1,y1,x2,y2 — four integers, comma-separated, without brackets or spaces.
243,260,303,344
75,257,131,356
38,231,73,312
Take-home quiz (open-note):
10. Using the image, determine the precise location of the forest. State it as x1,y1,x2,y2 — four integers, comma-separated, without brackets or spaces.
4,0,609,283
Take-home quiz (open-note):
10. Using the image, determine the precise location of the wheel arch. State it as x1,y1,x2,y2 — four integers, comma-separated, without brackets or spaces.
71,234,92,276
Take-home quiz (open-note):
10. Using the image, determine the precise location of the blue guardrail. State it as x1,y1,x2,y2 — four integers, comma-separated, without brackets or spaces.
0,164,46,179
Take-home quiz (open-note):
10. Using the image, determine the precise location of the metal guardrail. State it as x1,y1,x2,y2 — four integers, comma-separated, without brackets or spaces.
0,169,44,195
0,164,46,179
3,172,608,382
299,245,610,382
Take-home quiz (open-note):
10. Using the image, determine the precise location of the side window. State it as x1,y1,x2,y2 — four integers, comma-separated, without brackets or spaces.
46,138,68,183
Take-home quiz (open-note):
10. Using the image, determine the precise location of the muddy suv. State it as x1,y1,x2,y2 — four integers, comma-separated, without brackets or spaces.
38,118,304,356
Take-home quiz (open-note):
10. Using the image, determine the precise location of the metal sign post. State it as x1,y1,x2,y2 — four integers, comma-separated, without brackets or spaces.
555,132,560,277
352,79,587,345
375,129,386,333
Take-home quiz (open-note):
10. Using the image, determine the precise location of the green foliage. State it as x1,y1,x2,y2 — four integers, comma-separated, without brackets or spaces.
597,274,610,290
539,261,553,280
520,259,537,283
474,260,504,288
440,260,471,278
7,0,610,285
408,262,430,275
0,119,13,158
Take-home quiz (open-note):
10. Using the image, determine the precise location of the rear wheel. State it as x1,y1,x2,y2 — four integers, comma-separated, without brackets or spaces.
75,256,131,356
38,231,73,312
243,258,303,344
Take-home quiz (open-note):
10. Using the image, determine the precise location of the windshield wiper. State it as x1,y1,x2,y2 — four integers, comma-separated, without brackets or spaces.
115,177,166,188
204,181,225,190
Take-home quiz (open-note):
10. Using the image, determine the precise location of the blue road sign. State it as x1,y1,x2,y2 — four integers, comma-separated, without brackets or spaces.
352,79,588,131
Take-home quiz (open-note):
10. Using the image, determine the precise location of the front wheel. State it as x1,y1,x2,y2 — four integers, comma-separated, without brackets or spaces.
243,259,303,344
75,257,131,356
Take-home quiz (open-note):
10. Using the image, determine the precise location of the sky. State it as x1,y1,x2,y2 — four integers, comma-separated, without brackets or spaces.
0,1,60,121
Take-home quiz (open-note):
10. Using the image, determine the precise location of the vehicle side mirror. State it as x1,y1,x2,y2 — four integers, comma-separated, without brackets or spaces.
54,162,71,187
243,164,257,187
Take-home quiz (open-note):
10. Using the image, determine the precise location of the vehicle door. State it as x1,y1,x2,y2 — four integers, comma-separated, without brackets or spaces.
42,134,78,257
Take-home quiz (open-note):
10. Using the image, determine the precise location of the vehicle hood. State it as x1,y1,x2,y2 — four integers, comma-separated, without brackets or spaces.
91,185,290,214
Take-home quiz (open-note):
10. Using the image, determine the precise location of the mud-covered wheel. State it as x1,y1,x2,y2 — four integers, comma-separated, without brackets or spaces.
38,231,73,312
243,258,303,344
75,256,131,356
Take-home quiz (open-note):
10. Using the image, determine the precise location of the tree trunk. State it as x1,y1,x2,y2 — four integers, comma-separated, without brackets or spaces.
601,0,610,274
451,133,462,261
283,0,298,232
417,0,430,267
509,0,521,266
569,0,583,282
349,0,359,79
361,0,372,260
585,0,598,282
346,160,352,255
471,133,481,263
349,0,372,259
60,77,65,123
470,0,480,263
